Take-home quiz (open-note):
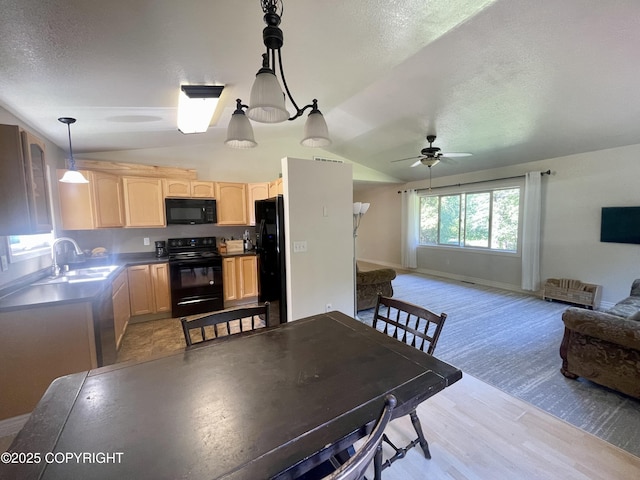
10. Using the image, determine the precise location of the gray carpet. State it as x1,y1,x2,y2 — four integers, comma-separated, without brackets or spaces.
357,271,640,457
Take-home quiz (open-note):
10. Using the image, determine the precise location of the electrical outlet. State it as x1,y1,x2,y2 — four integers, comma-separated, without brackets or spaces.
326,303,332,312
0,255,8,272
143,237,150,246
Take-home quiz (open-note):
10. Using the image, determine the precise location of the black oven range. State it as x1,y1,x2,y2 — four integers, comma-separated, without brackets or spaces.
168,237,223,318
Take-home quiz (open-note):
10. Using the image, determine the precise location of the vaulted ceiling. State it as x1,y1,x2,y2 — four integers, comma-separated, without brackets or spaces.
1,0,639,183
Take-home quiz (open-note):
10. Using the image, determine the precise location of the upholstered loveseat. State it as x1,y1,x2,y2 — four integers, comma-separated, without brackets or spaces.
356,266,396,311
559,279,640,398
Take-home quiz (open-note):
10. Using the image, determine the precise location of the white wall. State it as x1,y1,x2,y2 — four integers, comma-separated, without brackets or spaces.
355,143,640,305
283,157,354,320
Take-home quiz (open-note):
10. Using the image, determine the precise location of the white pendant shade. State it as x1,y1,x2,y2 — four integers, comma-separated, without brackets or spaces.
247,70,290,123
59,169,89,184
225,111,257,149
301,110,331,147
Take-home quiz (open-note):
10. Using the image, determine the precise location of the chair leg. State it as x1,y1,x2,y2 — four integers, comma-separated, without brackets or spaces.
373,443,383,480
409,409,431,459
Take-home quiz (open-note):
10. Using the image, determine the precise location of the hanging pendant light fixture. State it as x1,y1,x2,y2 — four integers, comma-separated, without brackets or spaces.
58,117,89,184
225,0,331,148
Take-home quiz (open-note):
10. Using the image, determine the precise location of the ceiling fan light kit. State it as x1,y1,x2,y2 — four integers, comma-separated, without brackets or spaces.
392,134,472,171
225,0,331,149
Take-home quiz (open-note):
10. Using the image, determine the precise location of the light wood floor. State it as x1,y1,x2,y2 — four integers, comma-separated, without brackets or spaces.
365,373,640,479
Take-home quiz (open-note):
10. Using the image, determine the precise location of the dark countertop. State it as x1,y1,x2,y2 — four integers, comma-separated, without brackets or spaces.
0,253,169,313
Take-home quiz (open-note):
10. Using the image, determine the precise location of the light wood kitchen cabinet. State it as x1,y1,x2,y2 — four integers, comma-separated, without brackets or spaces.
128,265,154,315
222,255,258,303
127,263,170,316
58,169,125,229
0,125,52,235
163,179,215,198
112,269,131,349
0,302,97,419
216,182,248,225
163,178,190,197
247,182,270,225
268,177,283,197
122,176,165,227
190,181,215,198
151,263,171,313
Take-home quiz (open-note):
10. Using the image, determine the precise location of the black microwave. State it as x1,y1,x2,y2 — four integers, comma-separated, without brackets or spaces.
165,198,217,225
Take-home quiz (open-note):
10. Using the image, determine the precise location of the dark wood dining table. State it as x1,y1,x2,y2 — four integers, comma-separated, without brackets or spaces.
2,311,462,480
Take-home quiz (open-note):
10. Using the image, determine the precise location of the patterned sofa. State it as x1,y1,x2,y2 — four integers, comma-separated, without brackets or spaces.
559,279,640,398
356,266,396,311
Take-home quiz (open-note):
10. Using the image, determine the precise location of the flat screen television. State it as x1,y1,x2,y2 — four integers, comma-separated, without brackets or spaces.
600,206,640,244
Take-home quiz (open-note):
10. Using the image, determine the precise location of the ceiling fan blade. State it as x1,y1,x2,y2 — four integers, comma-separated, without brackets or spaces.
438,156,458,165
410,159,423,167
391,155,422,163
440,152,472,158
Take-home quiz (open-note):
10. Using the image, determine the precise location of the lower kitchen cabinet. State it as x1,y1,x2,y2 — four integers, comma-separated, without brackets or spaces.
112,269,131,350
0,302,97,419
223,255,258,304
151,263,171,313
127,263,170,316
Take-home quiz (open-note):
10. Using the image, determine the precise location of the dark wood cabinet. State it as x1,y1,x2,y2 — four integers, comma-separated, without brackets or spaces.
0,124,53,235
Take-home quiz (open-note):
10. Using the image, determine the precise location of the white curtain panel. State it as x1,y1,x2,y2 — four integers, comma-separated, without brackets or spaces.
401,189,418,269
521,171,542,290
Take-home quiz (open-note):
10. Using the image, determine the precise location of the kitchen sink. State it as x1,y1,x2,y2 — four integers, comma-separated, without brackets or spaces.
32,265,120,285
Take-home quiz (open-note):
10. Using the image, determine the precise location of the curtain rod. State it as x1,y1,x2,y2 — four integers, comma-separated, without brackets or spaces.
398,169,551,194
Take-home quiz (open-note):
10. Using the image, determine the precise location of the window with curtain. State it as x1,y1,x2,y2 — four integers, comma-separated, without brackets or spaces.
418,187,521,252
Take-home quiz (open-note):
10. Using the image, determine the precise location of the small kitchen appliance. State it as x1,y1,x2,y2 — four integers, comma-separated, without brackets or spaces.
155,240,167,257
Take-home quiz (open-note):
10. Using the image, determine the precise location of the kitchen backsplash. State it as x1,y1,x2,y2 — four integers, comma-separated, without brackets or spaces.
63,225,250,255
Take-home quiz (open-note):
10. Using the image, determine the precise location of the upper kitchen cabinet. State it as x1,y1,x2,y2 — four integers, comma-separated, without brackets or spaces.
58,170,125,229
190,181,215,198
247,182,270,226
163,179,215,198
122,176,165,227
0,124,52,235
215,182,248,225
268,177,283,197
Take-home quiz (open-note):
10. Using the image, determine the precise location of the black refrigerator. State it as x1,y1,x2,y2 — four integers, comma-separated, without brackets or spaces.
255,195,287,325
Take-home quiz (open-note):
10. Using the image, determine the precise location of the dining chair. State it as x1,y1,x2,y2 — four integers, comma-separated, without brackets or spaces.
372,294,447,473
322,394,397,480
180,302,270,346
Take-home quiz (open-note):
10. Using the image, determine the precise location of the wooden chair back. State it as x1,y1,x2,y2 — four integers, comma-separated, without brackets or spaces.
322,394,397,480
373,295,446,355
181,302,270,346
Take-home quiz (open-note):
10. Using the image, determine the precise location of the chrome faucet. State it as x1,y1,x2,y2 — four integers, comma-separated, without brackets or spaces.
51,237,84,276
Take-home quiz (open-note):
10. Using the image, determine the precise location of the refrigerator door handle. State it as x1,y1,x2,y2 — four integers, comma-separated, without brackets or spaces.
257,219,266,250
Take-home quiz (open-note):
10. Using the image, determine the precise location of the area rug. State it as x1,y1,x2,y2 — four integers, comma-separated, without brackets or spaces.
357,271,640,457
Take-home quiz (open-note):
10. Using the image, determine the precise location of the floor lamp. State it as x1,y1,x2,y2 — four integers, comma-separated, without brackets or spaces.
353,202,370,318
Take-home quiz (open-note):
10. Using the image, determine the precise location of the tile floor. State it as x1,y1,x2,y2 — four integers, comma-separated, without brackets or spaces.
117,311,268,364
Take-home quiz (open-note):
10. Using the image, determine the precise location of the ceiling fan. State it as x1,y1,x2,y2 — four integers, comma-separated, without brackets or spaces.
391,134,472,168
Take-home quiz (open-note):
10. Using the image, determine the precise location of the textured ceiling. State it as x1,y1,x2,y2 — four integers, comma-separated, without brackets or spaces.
1,0,639,183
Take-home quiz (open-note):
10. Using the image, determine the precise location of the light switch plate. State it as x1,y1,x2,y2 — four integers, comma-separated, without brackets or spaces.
0,255,8,271
293,241,307,253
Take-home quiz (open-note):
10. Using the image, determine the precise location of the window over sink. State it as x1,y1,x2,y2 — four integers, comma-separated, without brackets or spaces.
7,232,53,263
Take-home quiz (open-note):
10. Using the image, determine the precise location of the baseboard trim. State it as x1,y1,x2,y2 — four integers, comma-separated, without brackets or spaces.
0,413,29,437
